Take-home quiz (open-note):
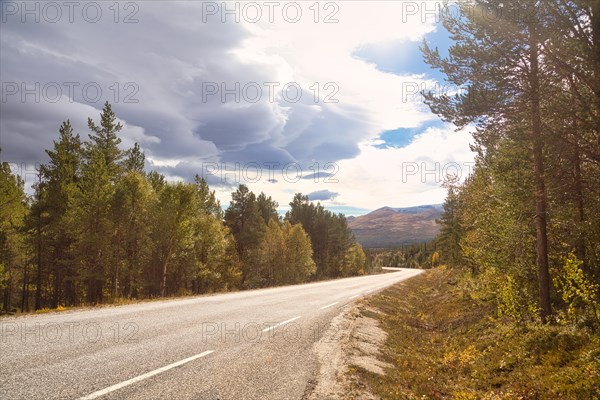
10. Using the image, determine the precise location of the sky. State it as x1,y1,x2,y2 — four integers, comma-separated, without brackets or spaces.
0,1,475,216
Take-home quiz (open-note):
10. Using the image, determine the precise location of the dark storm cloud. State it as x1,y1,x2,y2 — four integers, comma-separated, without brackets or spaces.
220,143,296,166
2,4,234,164
284,102,369,163
193,103,283,151
1,1,374,185
0,100,96,163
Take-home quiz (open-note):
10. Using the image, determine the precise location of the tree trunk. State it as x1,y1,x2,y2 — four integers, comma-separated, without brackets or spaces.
160,244,173,297
52,267,60,309
529,24,552,323
35,207,42,310
64,278,74,306
51,247,62,308
593,0,600,151
160,259,168,297
87,275,96,304
572,133,586,270
2,280,10,313
21,259,29,312
114,262,119,299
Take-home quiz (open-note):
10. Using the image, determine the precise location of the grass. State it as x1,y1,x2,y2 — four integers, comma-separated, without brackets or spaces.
349,267,600,399
34,304,66,314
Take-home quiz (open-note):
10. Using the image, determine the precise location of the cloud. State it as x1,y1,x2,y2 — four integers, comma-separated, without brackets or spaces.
330,124,475,209
1,1,474,210
307,190,339,201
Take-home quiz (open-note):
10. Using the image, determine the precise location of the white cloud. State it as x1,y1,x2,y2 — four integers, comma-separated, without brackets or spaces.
331,125,475,209
237,1,440,135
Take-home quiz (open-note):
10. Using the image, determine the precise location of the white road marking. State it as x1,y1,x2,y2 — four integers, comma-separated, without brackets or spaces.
77,350,214,400
364,289,374,294
262,316,302,333
349,295,359,299
319,302,339,310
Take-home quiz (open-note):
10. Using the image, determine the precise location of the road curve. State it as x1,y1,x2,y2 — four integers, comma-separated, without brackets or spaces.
0,268,423,400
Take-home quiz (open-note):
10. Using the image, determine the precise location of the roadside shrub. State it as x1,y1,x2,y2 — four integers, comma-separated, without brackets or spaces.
554,253,600,329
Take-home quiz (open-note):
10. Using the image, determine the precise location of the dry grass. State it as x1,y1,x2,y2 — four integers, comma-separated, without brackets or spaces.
349,267,600,399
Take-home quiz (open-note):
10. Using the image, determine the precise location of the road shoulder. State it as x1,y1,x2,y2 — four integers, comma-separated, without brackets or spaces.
303,302,389,400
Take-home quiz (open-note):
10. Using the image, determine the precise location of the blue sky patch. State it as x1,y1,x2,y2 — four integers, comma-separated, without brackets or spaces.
353,23,453,82
375,120,446,149
327,206,372,217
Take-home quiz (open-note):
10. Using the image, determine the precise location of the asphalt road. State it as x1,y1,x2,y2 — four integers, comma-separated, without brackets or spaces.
0,269,423,400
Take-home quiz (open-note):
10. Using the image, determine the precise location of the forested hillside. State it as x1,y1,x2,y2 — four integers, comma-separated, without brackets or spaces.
0,103,370,312
366,241,440,270
430,0,600,327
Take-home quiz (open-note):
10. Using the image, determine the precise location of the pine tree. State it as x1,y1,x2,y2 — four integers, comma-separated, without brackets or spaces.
422,0,553,321
71,148,114,304
123,142,145,174
194,175,222,218
37,120,82,307
436,183,463,267
87,101,124,180
224,185,266,286
256,192,279,224
287,193,355,278
0,161,28,312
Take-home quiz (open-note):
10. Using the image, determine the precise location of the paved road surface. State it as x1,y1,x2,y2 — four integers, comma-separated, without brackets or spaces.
0,269,423,400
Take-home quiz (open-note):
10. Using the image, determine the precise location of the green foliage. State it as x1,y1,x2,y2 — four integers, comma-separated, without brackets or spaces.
366,241,438,269
286,193,357,278
194,175,222,218
87,101,124,179
253,219,285,287
0,162,28,311
554,254,600,328
35,119,83,307
71,147,114,304
122,142,145,173
112,172,155,298
342,243,366,276
436,182,463,267
224,184,267,286
2,105,246,310
147,170,166,192
151,182,198,296
191,212,241,292
253,219,316,287
227,188,317,288
496,273,540,324
256,192,279,225
283,221,317,282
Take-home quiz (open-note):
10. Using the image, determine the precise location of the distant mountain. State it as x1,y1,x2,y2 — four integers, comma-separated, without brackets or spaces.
348,204,443,248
